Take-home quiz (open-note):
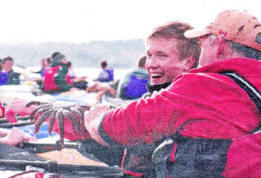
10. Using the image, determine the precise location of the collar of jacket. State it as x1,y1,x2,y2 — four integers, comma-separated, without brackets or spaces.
147,81,172,93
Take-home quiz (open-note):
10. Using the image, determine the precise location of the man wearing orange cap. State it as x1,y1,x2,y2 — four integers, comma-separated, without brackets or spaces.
183,9,261,177
82,9,261,177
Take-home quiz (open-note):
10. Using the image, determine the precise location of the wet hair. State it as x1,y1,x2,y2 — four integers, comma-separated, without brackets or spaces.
138,55,147,68
100,60,107,68
147,21,201,68
229,41,261,60
3,56,14,63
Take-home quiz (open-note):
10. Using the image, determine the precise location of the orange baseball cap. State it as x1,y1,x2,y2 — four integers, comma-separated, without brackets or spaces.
185,10,261,51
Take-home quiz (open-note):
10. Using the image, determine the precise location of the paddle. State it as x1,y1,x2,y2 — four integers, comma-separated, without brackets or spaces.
0,120,34,128
0,116,34,128
22,139,125,167
0,142,123,177
0,159,123,177
22,140,80,153
0,116,31,124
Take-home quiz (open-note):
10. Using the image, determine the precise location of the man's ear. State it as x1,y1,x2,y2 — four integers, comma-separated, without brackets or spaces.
183,56,195,70
216,36,227,58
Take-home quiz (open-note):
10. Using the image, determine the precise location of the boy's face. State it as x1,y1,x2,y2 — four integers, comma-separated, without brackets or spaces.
2,60,13,72
146,38,192,85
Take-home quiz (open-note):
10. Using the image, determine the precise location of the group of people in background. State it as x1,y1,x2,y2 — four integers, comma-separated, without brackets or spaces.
0,49,151,104
1,9,261,178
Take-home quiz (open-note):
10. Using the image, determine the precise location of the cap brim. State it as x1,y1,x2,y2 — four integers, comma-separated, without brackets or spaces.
184,28,210,38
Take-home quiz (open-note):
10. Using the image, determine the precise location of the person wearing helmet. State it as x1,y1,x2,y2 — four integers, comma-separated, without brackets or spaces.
84,10,261,177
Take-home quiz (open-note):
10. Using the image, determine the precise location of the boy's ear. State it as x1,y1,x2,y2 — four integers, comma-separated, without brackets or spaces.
183,56,195,70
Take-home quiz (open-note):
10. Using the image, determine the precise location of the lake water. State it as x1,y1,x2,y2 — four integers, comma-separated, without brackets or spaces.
75,68,132,81
26,67,132,81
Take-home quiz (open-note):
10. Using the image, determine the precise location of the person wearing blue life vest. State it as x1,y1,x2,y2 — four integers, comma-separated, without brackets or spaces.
0,72,8,85
118,55,150,100
33,57,51,90
34,57,51,78
0,57,20,85
96,60,114,82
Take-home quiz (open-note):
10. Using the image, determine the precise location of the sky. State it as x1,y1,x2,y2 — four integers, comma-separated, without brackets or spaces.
0,0,260,44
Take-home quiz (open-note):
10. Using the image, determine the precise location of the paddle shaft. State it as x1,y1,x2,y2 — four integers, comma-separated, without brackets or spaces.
0,159,119,172
22,141,79,153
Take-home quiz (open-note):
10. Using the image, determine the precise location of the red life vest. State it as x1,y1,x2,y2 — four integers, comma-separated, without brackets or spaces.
44,66,72,91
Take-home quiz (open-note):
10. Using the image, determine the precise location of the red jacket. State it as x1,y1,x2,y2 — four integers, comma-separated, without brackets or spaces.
45,57,261,176
47,58,261,176
99,58,261,177
101,58,261,145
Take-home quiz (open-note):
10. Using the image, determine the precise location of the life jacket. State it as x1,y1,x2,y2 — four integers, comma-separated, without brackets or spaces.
44,66,72,91
0,72,8,85
124,74,148,99
44,66,59,91
152,72,261,177
41,68,47,77
104,68,114,82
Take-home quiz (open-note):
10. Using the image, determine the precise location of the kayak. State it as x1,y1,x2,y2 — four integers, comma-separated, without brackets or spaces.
0,120,123,177
0,84,102,106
